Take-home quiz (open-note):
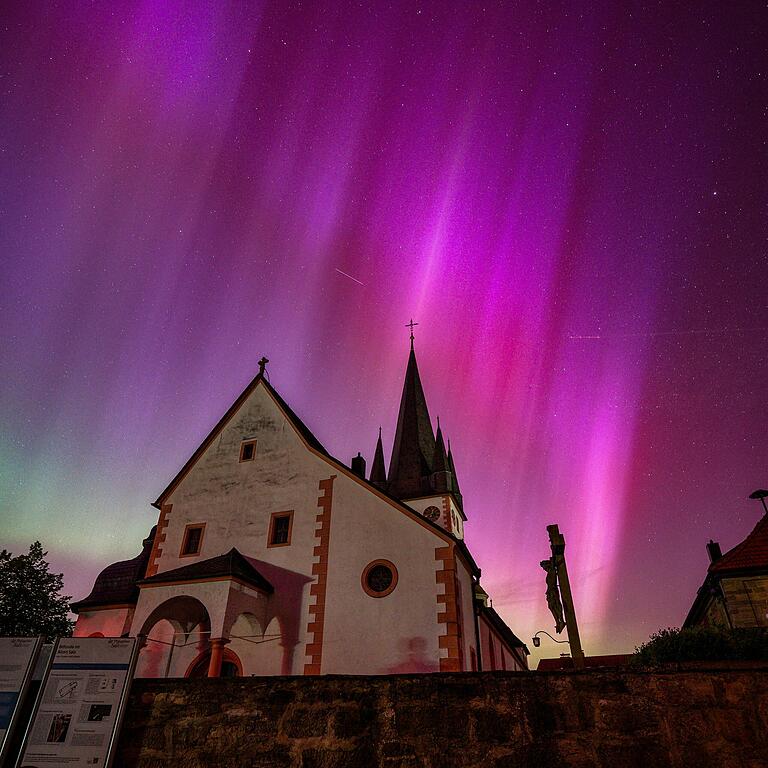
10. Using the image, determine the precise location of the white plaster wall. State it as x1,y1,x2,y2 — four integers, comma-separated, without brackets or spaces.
446,496,464,539
130,581,233,638
478,615,526,671
152,382,335,672
73,608,133,638
321,473,449,675
456,559,477,670
228,614,283,676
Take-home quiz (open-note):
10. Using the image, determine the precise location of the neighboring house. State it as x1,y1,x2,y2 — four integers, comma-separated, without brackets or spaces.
72,342,529,676
683,511,768,629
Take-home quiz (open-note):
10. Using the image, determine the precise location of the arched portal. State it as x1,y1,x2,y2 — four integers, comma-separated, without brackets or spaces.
135,596,211,679
185,647,242,678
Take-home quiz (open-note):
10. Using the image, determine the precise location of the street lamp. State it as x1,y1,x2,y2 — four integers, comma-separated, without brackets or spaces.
532,630,570,648
749,489,768,516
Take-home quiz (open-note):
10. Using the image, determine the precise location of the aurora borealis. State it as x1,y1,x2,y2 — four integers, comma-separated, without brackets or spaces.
1,1,765,661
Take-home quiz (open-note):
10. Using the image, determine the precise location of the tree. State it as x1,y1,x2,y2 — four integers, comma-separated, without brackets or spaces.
633,626,768,664
0,542,74,640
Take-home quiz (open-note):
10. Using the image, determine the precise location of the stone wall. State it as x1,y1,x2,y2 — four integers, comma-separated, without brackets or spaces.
723,575,768,627
115,666,768,768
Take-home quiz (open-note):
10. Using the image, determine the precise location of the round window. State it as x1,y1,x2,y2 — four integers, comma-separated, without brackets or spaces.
362,559,398,598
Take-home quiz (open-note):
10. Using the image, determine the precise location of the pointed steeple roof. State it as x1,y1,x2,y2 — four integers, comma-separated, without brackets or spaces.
432,419,448,473
370,427,387,488
447,438,460,494
387,345,436,499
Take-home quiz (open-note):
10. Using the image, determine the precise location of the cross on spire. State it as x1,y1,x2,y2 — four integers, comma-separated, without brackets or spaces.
406,318,418,347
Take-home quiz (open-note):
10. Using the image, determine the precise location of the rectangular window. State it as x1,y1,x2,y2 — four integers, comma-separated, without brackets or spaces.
268,511,293,547
180,524,205,557
239,439,257,462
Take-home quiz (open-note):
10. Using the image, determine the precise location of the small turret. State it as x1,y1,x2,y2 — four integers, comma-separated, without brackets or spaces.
447,438,463,508
431,419,451,493
351,452,366,479
370,428,387,490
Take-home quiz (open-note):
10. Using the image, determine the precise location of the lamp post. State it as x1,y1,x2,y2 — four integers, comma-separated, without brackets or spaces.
532,630,570,649
748,489,768,516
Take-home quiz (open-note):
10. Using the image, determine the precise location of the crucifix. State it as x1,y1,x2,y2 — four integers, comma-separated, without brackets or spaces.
406,318,418,346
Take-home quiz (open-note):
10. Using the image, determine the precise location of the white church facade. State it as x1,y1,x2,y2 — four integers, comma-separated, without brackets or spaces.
72,343,528,676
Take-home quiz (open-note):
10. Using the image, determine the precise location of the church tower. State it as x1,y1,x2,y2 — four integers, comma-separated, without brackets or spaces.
371,332,466,537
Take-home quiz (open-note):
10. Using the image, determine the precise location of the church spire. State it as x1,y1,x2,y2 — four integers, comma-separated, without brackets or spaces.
370,427,387,489
387,340,436,499
432,418,448,473
447,439,460,492
431,418,452,494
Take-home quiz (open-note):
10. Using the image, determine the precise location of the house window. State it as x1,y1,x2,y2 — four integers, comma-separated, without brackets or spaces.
180,524,205,557
361,560,398,598
268,511,293,547
239,440,257,462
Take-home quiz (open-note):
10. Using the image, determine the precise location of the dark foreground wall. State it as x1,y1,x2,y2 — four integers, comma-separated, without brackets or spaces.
115,666,768,768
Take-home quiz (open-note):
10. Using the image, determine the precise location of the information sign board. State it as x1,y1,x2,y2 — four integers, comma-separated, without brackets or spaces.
0,637,42,766
16,637,138,768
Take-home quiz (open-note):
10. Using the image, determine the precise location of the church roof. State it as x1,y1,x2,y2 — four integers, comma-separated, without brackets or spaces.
71,528,156,613
480,605,529,653
387,345,436,499
683,512,768,627
139,548,274,593
709,512,768,574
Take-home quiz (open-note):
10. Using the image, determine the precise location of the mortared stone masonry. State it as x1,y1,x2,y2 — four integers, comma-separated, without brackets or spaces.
114,666,768,768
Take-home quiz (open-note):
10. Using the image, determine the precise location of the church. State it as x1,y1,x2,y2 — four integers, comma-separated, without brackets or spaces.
72,338,529,676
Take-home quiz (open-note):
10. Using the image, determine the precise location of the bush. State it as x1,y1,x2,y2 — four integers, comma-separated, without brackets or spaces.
632,626,768,665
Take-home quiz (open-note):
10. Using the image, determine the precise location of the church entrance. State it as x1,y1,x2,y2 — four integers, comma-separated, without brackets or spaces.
186,648,242,678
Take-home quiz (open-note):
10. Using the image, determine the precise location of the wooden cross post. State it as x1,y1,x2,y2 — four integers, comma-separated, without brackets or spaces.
547,524,586,668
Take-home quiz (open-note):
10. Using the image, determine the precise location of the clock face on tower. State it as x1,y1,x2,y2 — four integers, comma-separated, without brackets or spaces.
424,505,441,522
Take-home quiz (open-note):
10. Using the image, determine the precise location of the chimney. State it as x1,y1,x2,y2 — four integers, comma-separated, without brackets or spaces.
707,539,722,563
351,452,366,479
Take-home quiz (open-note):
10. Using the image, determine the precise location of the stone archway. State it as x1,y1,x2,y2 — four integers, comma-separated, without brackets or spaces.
226,612,284,676
135,596,212,679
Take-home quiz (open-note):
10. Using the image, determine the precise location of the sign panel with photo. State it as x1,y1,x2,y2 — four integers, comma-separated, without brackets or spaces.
0,637,42,766
16,637,138,768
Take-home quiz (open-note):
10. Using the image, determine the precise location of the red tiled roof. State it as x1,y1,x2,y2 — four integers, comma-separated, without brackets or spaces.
710,514,768,573
537,654,632,671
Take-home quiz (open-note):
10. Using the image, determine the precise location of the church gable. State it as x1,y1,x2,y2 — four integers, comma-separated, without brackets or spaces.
148,376,333,577
155,374,329,510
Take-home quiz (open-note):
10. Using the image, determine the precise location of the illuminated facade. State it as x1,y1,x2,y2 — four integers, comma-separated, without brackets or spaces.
73,345,528,676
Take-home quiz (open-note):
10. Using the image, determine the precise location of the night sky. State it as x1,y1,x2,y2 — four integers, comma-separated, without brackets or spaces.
1,1,766,662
